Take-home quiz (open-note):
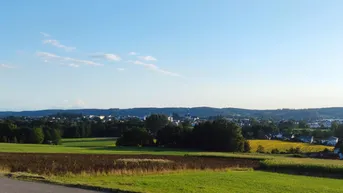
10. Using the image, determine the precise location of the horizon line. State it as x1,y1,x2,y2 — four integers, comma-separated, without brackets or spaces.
1,106,343,113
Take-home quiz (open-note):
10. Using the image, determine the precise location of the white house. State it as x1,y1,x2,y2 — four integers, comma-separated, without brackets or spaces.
321,136,339,146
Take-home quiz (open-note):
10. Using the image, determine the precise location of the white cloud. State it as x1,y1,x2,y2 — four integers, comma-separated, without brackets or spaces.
91,53,121,61
139,55,157,61
75,99,86,107
43,39,76,51
0,64,15,69
37,52,103,67
117,68,125,71
40,32,51,37
132,60,145,65
128,52,138,56
68,63,80,68
127,60,180,77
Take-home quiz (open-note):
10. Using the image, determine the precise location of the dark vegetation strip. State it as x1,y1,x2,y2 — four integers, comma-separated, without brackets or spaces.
259,159,343,179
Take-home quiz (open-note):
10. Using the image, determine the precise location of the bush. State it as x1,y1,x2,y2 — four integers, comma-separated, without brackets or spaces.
287,147,302,154
116,127,154,147
323,148,330,153
243,140,251,153
271,148,280,154
256,145,265,153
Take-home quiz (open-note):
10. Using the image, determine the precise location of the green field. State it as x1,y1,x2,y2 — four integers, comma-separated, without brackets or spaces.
0,138,331,156
47,170,343,193
62,138,116,147
0,138,191,155
2,138,343,193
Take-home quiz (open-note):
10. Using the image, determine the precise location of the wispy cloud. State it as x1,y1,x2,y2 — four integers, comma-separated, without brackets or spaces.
75,99,86,107
37,52,103,67
91,53,121,61
127,60,180,77
0,64,15,69
43,39,76,51
117,68,125,71
68,63,80,68
40,32,51,37
139,55,157,61
128,52,138,56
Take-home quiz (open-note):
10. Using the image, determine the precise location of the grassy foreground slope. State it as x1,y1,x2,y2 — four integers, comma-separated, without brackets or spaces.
50,171,343,193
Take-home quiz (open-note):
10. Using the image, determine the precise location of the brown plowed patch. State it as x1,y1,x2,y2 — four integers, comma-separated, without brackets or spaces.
0,153,261,175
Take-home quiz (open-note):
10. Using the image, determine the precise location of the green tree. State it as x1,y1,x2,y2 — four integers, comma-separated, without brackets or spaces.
51,129,62,145
278,120,296,131
331,121,339,131
0,121,17,142
192,119,245,152
145,114,169,135
298,120,309,128
29,127,45,144
181,120,193,130
334,124,343,138
156,124,186,148
116,127,154,147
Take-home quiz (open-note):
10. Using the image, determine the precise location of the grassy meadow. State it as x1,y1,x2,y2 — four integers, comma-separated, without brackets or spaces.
45,170,343,193
1,138,343,193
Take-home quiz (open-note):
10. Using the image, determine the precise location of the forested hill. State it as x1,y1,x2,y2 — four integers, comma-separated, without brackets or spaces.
2,107,343,120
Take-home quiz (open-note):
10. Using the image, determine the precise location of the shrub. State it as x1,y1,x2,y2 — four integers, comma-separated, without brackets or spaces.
323,148,330,153
287,147,302,154
271,148,280,154
256,145,265,153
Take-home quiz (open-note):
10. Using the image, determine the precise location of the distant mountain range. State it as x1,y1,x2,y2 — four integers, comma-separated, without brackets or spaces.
2,107,343,120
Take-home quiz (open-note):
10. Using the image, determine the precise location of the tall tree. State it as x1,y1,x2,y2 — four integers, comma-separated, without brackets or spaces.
192,119,245,152
156,124,186,148
29,127,45,144
145,114,169,135
116,127,154,147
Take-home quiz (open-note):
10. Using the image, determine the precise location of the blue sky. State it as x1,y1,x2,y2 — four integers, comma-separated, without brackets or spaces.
1,0,343,110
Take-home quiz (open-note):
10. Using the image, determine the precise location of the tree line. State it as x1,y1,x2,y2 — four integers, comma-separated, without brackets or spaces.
2,114,343,152
117,115,248,152
0,114,248,152
0,121,61,144
242,119,343,140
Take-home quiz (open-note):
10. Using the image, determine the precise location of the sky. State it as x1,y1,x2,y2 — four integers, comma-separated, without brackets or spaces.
1,0,343,111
